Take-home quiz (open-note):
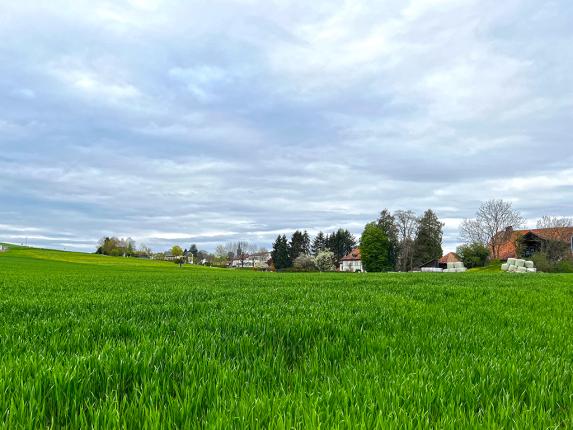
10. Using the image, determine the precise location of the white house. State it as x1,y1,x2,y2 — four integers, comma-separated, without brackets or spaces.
340,248,364,272
230,252,272,269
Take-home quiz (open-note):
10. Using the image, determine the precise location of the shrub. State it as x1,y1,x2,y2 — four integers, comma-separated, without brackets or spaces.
457,243,489,268
556,259,573,273
530,253,573,273
314,251,336,272
531,253,552,272
293,255,317,272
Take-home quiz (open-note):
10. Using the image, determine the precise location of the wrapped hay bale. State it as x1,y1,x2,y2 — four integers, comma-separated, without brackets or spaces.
525,261,534,269
527,268,537,273
507,258,517,265
517,266,527,273
516,259,525,267
501,263,509,271
508,265,518,272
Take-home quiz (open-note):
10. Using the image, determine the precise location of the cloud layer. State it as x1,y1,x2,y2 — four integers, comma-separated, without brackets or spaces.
1,0,572,252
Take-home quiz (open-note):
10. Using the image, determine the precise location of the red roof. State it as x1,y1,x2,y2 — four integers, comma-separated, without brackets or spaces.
439,252,461,264
341,248,361,261
495,227,573,260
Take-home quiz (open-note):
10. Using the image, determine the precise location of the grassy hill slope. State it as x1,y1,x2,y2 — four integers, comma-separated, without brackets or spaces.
1,246,572,428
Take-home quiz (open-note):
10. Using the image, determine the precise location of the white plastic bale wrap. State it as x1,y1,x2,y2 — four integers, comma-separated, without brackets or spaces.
525,261,534,269
516,259,525,267
517,266,527,273
501,263,509,271
507,258,517,265
527,268,537,273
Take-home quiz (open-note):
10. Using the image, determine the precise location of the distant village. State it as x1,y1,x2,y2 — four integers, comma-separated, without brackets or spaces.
96,200,573,274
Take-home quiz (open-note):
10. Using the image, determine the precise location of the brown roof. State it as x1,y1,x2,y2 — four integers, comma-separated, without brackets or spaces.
439,252,461,264
341,248,361,261
495,227,573,260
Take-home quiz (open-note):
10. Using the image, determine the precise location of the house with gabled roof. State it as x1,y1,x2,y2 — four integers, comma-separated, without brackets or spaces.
340,248,364,272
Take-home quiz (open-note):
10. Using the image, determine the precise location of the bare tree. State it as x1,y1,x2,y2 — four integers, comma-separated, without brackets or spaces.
460,199,525,259
536,216,573,230
394,210,419,271
214,241,259,267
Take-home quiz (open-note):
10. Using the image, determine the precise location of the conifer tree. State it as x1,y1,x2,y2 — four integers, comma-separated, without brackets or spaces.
412,209,444,267
271,235,291,270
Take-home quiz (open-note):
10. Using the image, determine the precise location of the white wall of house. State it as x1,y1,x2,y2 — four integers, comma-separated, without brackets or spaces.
340,260,364,272
230,253,271,269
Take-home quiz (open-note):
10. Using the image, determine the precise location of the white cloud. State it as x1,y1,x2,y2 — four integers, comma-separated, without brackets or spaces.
0,0,572,253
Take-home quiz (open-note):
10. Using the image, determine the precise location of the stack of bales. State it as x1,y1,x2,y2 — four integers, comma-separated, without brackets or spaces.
421,267,443,273
501,258,536,273
443,262,467,273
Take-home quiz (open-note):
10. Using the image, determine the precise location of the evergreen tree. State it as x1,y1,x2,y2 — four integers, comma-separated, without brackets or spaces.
289,230,310,261
326,229,356,263
311,231,327,255
272,235,291,270
377,209,399,270
412,209,444,267
360,222,392,272
302,230,311,255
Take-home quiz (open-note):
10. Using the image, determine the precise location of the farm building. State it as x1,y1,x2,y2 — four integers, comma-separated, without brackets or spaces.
495,227,573,260
340,248,364,272
419,252,462,270
230,252,272,269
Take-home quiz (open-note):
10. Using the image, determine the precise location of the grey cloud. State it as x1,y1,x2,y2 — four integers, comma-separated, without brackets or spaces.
1,0,572,253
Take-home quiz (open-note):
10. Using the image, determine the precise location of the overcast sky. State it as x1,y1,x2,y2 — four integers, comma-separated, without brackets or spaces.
1,0,572,253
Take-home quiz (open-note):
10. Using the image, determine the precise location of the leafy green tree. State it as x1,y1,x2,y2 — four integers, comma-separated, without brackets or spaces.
314,251,336,272
96,237,136,257
456,242,489,268
171,246,183,257
412,209,444,267
271,235,291,270
377,209,399,270
360,222,392,272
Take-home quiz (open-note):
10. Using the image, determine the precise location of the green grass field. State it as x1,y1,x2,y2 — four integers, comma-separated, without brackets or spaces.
1,245,572,428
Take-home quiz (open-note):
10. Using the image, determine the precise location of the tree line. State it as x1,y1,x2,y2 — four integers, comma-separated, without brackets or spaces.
271,229,356,271
359,209,444,272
